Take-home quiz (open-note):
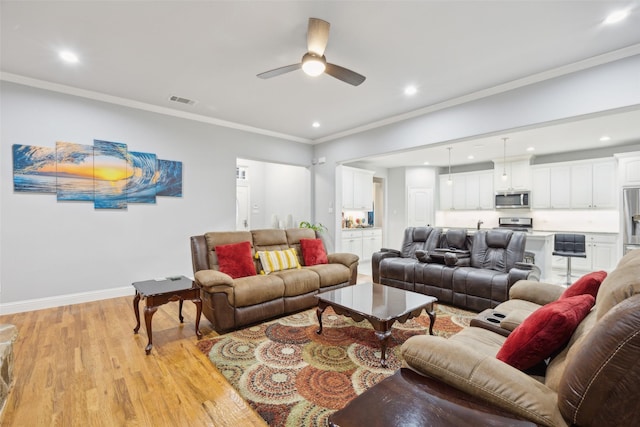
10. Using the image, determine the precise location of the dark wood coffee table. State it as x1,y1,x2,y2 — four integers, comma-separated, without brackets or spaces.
316,282,437,367
133,276,202,354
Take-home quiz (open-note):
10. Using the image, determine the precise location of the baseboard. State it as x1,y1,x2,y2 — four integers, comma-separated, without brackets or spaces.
0,286,133,315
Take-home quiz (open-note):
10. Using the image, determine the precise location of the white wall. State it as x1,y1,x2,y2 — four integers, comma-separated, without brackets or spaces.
0,82,312,312
238,158,311,229
314,55,640,246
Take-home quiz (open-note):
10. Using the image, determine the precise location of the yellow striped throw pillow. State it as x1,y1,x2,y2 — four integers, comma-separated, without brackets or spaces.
255,248,301,274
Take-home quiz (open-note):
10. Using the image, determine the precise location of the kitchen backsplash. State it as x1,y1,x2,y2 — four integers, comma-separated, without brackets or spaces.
435,209,619,233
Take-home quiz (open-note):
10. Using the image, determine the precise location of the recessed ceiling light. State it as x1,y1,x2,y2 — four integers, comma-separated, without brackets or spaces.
600,135,611,142
312,121,320,128
404,85,417,96
59,50,79,63
467,155,474,160
423,161,429,165
604,9,630,24
526,146,535,152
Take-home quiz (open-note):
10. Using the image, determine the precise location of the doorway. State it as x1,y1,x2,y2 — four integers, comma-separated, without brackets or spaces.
236,183,250,231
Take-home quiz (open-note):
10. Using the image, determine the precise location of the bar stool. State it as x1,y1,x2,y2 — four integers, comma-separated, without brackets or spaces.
552,234,587,285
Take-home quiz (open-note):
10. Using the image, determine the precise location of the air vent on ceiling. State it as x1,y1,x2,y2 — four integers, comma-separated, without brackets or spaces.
168,95,196,106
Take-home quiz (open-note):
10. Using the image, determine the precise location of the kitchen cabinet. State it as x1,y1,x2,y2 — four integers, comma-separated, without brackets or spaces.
452,174,467,210
616,152,640,186
341,228,382,261
531,167,551,209
532,165,572,209
494,159,531,192
341,230,363,260
439,170,493,210
341,166,374,210
550,167,571,209
439,177,453,210
531,159,615,209
552,233,618,274
477,172,495,209
571,160,616,209
361,228,383,262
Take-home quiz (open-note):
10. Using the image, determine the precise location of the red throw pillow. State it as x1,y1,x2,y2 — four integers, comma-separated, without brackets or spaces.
561,270,607,299
496,294,595,371
215,241,256,279
300,238,328,266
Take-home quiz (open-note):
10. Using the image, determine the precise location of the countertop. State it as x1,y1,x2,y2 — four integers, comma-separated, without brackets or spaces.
439,227,618,236
342,227,381,231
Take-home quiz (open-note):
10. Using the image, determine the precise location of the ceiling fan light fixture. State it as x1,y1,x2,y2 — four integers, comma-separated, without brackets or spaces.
301,53,326,76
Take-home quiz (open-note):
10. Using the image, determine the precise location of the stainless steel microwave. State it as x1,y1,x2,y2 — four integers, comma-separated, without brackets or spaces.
495,191,531,209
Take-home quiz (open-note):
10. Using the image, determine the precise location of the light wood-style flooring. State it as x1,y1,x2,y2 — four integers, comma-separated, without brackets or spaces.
0,294,267,426
0,272,373,426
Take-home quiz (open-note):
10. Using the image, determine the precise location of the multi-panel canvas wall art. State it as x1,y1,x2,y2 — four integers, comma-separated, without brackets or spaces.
12,139,182,209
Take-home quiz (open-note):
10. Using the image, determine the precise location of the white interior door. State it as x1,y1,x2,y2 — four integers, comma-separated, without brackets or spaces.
408,187,434,226
236,184,250,230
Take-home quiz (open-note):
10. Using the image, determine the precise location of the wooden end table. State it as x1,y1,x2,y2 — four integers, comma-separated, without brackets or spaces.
133,276,202,354
316,282,437,367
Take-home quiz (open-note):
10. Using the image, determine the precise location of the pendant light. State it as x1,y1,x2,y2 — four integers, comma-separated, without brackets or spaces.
501,137,508,182
447,147,453,185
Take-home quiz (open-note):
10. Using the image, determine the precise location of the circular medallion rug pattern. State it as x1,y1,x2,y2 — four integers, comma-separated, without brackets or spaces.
197,304,474,427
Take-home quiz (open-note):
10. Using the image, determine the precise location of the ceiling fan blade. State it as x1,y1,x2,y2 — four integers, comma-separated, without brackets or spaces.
325,63,366,86
257,63,301,79
307,18,330,56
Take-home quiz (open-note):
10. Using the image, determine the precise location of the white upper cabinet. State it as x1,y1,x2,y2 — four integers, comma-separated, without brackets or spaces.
439,170,493,210
616,153,640,186
341,166,374,210
532,159,616,210
439,176,453,210
570,163,593,208
477,172,495,209
531,167,551,208
571,160,616,209
591,160,616,208
549,166,571,209
494,159,531,192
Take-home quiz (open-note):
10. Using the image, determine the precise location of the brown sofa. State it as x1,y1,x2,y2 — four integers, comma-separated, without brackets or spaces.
397,248,640,427
190,228,359,333
373,227,540,312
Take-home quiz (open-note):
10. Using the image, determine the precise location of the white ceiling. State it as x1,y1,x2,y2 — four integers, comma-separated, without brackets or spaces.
2,1,640,165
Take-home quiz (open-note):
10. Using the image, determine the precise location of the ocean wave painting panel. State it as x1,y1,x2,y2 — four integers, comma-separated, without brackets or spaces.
56,141,95,201
156,159,182,197
126,151,157,204
12,144,57,193
94,140,129,210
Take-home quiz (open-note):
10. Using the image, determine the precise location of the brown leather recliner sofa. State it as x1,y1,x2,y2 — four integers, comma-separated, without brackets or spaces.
372,227,540,312
398,248,640,427
190,228,358,333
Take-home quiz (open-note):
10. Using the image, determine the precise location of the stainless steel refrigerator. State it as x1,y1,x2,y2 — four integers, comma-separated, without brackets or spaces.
623,187,640,254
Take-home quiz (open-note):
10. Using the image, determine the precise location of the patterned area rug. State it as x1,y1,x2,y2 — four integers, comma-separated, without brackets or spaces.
197,304,475,427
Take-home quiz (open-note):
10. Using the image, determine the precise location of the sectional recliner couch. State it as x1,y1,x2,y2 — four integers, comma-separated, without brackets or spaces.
372,227,540,312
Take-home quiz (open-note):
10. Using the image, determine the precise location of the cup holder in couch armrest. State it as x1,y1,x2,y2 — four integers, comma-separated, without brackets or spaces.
469,309,512,337
493,312,506,318
514,261,533,270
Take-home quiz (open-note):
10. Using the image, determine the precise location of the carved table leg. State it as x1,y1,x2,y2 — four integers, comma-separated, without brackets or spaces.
426,305,437,336
375,329,393,368
193,297,203,339
316,303,327,334
144,305,158,355
133,291,141,334
179,299,184,323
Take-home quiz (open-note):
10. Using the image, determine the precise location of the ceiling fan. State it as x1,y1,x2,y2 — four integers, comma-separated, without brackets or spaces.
257,18,366,86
